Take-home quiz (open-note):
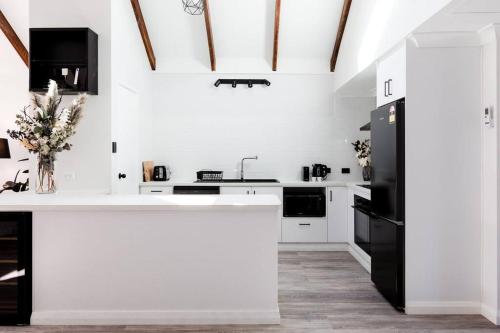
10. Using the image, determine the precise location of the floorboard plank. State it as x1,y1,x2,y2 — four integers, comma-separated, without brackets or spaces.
0,252,496,333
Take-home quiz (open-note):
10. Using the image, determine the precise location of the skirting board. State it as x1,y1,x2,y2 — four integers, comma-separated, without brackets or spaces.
31,310,281,326
406,302,481,315
348,246,371,273
278,243,348,252
481,303,500,325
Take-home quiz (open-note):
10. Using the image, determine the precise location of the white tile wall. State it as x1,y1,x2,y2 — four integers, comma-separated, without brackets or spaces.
151,74,374,181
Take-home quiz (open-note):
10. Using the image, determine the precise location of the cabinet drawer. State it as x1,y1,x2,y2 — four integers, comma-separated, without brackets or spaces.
282,218,327,243
140,187,173,195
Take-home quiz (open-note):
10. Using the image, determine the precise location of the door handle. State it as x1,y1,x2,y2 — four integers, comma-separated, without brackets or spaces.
253,190,256,195
118,173,127,180
330,190,332,202
246,190,250,195
299,223,311,226
384,81,388,97
388,79,393,96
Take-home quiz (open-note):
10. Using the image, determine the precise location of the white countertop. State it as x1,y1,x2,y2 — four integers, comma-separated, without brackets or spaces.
0,194,281,211
140,180,367,188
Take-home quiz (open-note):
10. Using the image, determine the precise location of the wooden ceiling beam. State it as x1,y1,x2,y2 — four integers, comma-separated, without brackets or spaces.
0,10,29,68
203,0,216,71
130,0,156,70
330,0,352,72
272,0,281,71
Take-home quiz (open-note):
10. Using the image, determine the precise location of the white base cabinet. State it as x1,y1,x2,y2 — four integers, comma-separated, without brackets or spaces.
140,186,173,195
327,187,348,243
221,186,283,241
282,218,328,243
139,184,351,245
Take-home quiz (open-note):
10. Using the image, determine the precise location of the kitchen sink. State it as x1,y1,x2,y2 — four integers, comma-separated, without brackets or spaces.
195,179,280,183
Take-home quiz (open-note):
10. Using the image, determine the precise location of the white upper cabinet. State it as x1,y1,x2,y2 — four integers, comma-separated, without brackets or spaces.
377,43,406,107
327,187,348,243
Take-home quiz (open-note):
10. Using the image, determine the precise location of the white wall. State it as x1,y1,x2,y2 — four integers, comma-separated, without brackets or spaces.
405,40,482,313
480,24,500,324
151,74,372,181
111,0,154,193
0,0,29,188
334,0,453,91
29,0,111,193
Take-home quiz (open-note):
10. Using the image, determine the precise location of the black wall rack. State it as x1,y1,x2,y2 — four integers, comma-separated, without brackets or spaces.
214,79,271,88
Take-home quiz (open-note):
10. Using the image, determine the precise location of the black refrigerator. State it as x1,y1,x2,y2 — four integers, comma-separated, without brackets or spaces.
370,98,405,311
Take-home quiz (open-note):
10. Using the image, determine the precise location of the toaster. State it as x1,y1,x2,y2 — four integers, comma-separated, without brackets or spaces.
153,166,170,181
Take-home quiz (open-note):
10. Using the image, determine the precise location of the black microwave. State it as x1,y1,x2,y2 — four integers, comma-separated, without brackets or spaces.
283,187,326,217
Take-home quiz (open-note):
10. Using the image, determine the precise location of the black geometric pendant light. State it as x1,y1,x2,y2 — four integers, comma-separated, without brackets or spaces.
182,0,204,15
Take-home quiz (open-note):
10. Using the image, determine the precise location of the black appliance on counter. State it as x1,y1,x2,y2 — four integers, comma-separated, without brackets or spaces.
353,195,371,255
370,98,405,311
0,212,32,325
302,167,310,182
153,166,169,181
312,164,331,180
173,186,220,195
283,187,326,217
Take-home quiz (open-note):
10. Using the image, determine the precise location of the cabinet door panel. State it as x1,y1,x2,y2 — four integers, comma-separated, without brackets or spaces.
0,212,32,325
220,187,251,195
253,187,283,242
377,44,406,107
140,187,173,195
327,187,348,243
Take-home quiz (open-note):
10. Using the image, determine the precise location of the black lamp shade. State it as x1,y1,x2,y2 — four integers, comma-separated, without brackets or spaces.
0,138,11,159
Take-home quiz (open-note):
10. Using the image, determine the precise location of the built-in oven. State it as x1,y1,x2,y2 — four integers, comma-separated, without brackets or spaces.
283,187,326,217
353,195,371,255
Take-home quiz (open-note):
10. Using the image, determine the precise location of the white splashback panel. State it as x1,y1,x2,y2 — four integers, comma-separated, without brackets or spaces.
151,74,373,181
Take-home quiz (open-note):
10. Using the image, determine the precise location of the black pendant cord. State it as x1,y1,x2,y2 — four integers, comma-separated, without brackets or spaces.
214,79,271,88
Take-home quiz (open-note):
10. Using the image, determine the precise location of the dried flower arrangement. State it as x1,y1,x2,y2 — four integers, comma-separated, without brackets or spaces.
352,139,371,168
7,80,87,193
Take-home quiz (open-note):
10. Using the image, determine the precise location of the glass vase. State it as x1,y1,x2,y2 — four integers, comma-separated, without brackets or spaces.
36,153,56,194
362,166,371,182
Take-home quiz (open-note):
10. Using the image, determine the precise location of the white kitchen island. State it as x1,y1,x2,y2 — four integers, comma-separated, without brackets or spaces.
0,194,281,325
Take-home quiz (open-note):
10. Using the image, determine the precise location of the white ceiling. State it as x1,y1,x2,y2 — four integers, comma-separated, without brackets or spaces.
140,0,343,73
417,0,500,33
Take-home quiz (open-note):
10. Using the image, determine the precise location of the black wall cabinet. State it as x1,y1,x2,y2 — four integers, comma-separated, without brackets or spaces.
30,28,98,95
0,212,32,325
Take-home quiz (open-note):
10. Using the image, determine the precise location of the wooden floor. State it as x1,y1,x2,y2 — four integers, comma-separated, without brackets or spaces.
1,251,498,333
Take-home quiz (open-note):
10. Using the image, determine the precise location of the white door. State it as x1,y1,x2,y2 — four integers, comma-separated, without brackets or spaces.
220,187,251,195
111,84,140,194
327,187,348,243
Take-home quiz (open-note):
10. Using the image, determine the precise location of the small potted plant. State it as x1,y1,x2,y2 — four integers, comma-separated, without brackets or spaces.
352,139,371,181
7,80,87,194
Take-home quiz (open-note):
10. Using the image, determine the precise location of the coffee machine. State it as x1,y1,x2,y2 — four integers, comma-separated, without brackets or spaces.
312,164,331,182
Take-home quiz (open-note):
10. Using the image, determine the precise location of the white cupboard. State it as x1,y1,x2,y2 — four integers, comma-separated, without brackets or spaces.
220,187,252,195
377,43,406,107
220,186,283,241
140,186,173,195
326,187,348,243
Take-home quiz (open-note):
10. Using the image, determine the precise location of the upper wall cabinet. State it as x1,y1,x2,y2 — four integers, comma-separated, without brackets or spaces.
29,28,98,95
377,43,406,107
